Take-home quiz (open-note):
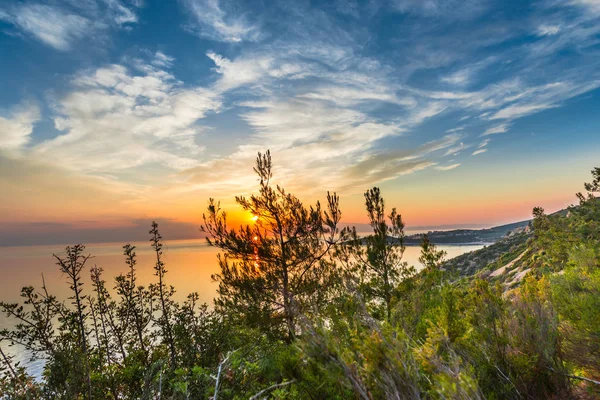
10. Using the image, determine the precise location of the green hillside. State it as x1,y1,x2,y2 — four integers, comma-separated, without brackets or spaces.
404,208,569,245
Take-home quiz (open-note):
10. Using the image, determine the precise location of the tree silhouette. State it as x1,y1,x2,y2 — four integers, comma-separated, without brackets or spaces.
202,150,343,341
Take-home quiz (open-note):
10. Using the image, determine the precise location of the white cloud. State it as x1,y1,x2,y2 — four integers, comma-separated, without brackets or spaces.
392,0,488,19
180,112,460,196
104,0,138,24
537,24,561,36
205,46,417,108
34,59,221,174
181,0,260,43
441,69,471,85
1,4,90,51
0,1,139,50
485,80,600,120
299,86,413,107
170,41,457,195
153,51,175,68
482,124,508,136
568,0,600,15
0,103,40,150
207,51,277,91
179,99,446,195
477,139,490,148
419,76,600,125
444,142,467,157
242,98,400,147
489,103,554,120
472,148,487,156
435,163,461,171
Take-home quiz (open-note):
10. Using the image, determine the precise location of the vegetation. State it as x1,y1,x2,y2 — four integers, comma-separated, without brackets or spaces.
442,231,531,277
1,157,599,399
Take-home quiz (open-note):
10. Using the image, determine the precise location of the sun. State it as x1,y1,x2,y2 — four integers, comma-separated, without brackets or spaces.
251,215,259,222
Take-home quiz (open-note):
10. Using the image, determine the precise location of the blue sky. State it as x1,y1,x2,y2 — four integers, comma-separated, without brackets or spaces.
1,0,600,244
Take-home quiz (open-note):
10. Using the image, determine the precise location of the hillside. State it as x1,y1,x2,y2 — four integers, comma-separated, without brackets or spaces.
404,219,531,245
441,231,531,276
401,207,570,246
441,204,590,280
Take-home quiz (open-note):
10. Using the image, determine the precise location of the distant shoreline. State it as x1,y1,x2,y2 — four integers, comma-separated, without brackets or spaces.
404,242,492,247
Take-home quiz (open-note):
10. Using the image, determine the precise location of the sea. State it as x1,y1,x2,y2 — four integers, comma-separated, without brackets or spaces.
0,238,484,377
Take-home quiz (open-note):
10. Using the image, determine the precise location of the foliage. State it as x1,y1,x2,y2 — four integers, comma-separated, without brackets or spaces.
337,187,415,322
201,150,344,342
1,157,599,399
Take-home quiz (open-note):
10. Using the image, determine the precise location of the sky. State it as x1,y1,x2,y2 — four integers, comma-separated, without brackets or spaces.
0,0,599,246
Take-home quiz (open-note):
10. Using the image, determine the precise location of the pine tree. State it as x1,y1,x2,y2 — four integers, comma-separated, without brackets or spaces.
339,187,414,322
202,150,343,341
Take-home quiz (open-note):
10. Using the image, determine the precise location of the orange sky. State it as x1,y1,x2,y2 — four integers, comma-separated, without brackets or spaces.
1,146,595,246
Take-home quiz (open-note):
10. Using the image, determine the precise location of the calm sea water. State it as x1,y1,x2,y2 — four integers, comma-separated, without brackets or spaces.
0,239,483,376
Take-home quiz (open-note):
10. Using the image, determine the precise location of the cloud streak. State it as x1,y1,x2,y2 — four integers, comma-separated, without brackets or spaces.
0,0,139,50
1,4,90,51
181,0,260,43
435,163,461,171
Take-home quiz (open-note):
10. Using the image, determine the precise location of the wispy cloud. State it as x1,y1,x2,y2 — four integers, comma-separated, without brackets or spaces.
537,24,561,36
153,51,175,68
0,1,139,50
206,51,303,92
34,55,221,176
477,139,490,149
472,148,487,156
0,4,90,51
444,142,467,157
482,124,509,136
435,163,461,171
0,103,40,150
568,0,600,15
441,69,472,86
181,0,260,43
490,103,555,120
104,0,138,24
392,0,488,20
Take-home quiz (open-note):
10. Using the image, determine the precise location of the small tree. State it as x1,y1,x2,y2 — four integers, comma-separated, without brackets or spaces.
54,245,92,400
419,234,446,272
115,244,151,362
576,166,600,203
202,150,343,341
90,265,127,363
340,187,414,322
149,222,177,368
574,167,600,242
